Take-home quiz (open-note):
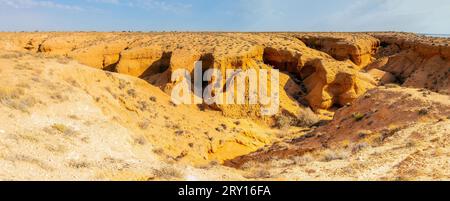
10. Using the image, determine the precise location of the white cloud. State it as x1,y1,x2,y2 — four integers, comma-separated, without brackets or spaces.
0,0,83,11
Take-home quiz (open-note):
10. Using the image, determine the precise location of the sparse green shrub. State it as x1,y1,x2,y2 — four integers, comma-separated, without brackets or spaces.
352,112,365,121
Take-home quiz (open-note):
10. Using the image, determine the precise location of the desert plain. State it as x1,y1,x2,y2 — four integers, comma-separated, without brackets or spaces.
0,32,449,180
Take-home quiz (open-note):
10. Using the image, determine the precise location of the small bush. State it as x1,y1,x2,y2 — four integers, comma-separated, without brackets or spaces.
0,87,35,112
274,115,292,129
418,108,429,116
153,166,183,179
240,161,258,170
52,123,75,135
138,120,150,130
351,142,369,154
175,130,185,135
352,112,366,121
137,101,149,112
118,79,128,90
152,148,165,155
320,149,349,162
169,100,178,107
127,89,137,98
196,160,220,170
245,169,272,179
0,87,24,101
295,108,320,127
134,136,147,145
68,161,90,169
293,153,314,166
357,130,373,139
405,141,416,148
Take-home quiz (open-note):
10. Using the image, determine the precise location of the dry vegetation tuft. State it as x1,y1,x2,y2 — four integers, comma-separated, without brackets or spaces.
152,166,183,180
51,123,76,135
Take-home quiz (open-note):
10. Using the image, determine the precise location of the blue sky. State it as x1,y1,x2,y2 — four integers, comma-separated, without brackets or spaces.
1,0,449,33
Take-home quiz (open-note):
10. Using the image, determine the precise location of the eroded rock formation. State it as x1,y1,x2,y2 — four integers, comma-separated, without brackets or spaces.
0,32,448,119
0,32,449,180
369,32,450,94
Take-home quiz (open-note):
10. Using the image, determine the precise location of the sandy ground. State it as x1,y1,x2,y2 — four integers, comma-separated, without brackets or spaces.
0,32,448,180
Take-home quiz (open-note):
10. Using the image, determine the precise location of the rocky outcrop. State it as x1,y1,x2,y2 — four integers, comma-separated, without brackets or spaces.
263,47,301,73
225,87,450,168
4,32,447,119
68,38,131,70
260,43,378,111
116,45,170,77
38,34,100,55
0,33,49,51
314,87,450,144
370,32,450,59
1,32,449,181
296,33,379,68
369,33,450,94
375,51,449,93
301,59,376,110
366,68,397,85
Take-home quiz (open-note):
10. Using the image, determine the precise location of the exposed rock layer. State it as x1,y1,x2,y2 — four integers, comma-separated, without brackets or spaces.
0,32,387,119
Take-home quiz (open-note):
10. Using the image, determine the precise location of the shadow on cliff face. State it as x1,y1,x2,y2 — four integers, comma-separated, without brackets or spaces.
263,47,299,73
139,51,172,79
